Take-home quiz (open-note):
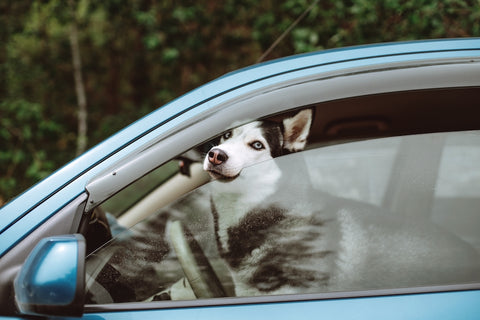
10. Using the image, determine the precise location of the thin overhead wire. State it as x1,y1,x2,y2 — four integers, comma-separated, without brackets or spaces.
256,0,320,63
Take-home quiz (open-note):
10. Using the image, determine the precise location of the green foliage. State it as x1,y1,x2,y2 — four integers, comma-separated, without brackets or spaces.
0,99,63,202
1,0,480,204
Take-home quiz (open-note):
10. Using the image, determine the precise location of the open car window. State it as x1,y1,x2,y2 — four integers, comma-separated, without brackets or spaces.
84,107,480,304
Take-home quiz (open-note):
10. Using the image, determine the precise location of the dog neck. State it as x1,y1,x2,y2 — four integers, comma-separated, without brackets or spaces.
208,159,281,253
208,154,318,260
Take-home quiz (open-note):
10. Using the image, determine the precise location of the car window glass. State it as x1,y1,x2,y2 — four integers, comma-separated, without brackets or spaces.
102,161,179,218
85,121,480,304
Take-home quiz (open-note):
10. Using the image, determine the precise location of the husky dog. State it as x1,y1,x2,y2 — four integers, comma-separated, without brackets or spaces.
203,109,480,297
204,109,313,181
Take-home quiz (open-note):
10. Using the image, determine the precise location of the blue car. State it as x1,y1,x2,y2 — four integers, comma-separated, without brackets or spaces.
1,38,480,320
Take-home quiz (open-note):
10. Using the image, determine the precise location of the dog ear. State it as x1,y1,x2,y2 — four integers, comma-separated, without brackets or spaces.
282,109,313,152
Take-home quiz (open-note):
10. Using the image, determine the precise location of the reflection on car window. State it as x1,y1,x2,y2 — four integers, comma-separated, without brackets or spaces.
85,126,480,304
101,161,179,218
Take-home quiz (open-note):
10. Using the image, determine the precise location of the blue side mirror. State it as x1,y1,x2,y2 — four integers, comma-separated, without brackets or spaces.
14,234,86,317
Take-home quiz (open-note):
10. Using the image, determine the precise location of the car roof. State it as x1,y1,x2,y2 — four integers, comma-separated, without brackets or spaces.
1,38,480,256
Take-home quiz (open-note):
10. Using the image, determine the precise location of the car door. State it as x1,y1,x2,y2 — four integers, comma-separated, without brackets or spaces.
1,39,480,320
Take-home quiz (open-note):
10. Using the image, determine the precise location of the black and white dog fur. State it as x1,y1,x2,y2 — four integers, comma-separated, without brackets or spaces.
201,109,480,296
204,109,312,180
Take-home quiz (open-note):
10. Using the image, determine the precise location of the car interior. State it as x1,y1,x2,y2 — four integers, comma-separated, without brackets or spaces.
77,86,480,306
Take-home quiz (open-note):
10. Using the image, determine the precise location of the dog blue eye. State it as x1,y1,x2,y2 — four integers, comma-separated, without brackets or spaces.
250,141,264,150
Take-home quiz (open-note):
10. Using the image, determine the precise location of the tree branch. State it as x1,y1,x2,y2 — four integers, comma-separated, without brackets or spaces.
69,4,88,156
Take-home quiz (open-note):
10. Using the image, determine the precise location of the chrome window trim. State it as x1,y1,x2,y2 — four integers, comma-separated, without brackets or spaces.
84,283,480,313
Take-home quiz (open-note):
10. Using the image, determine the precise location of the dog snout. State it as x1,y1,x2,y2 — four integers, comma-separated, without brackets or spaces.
208,148,228,165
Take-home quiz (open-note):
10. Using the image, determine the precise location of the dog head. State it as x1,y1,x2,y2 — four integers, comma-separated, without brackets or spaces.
203,109,313,180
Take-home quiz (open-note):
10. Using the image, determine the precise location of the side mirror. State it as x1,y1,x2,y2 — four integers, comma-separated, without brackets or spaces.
14,234,86,317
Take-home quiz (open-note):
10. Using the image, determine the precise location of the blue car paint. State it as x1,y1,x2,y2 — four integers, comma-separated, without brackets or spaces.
14,236,80,306
2,290,477,320
0,38,479,319
2,38,480,258
59,290,480,319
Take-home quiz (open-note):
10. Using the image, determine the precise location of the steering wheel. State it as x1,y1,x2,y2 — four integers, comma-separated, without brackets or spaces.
168,220,227,298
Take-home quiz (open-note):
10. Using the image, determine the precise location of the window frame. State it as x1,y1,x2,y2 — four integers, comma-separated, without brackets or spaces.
85,59,480,212
84,119,480,312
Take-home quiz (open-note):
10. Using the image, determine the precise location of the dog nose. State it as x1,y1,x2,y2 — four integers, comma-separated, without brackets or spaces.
208,148,228,165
